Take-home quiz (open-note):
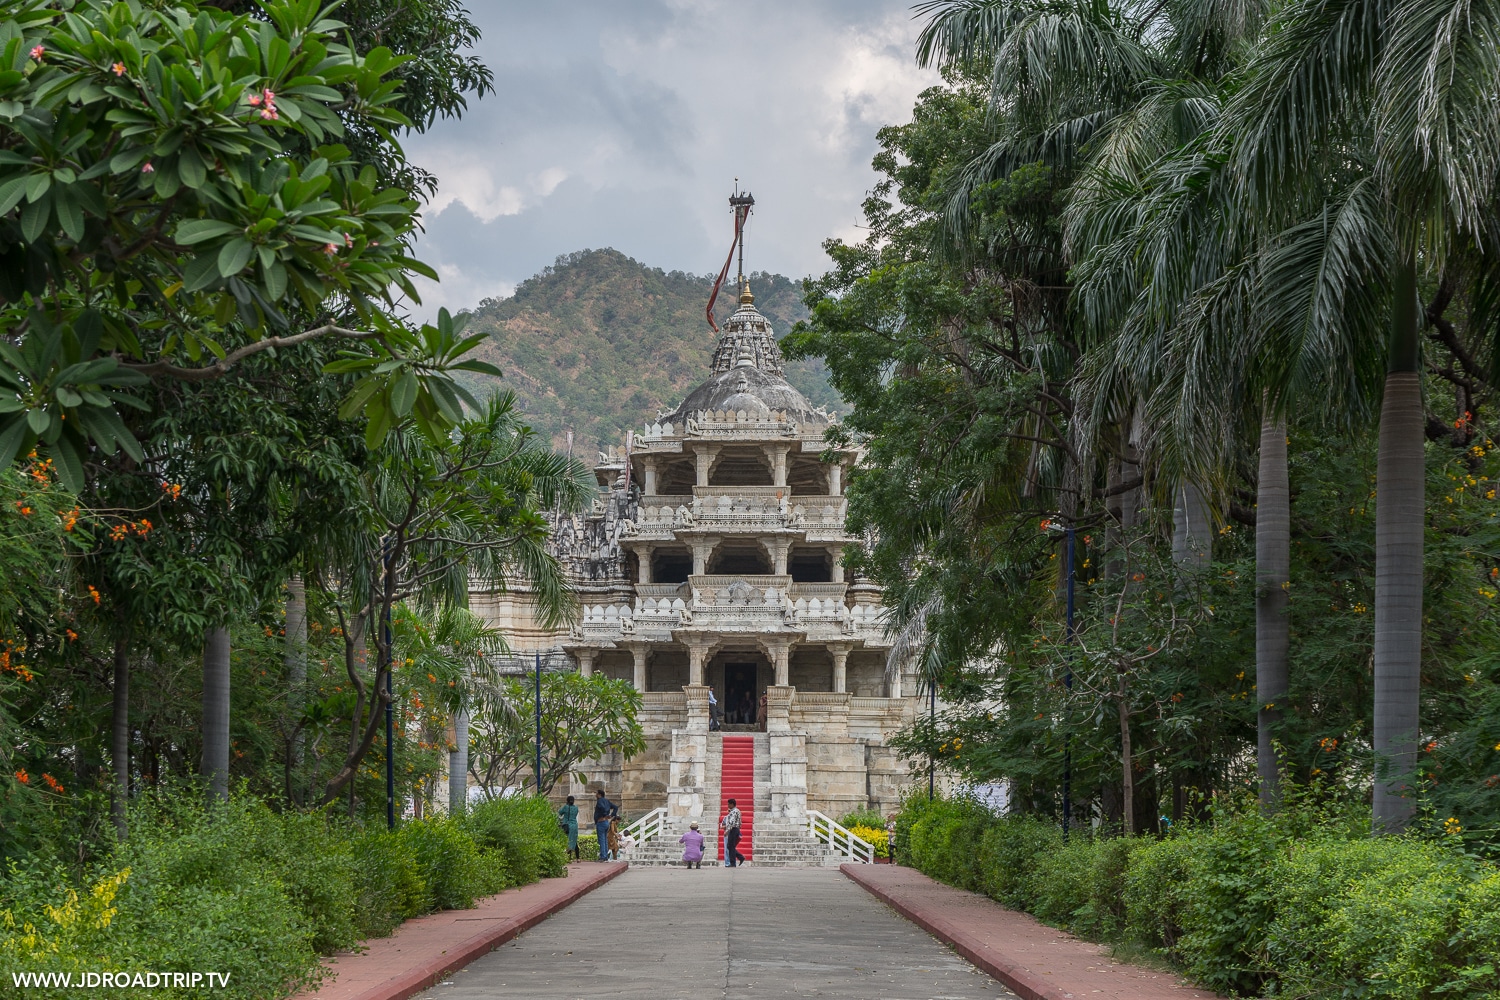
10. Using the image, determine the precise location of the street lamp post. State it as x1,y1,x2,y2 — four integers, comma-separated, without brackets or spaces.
928,675,936,801
383,539,395,832
534,650,543,794
1064,525,1075,843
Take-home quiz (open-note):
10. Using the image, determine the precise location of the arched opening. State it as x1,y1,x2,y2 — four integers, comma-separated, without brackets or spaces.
655,460,696,495
651,546,693,584
708,542,771,576
707,649,770,727
789,647,834,691
647,648,689,692
787,456,828,495
788,546,831,583
708,446,772,486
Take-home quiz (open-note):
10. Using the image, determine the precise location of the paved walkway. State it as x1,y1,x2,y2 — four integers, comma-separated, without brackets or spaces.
416,866,1014,1000
843,864,1219,1000
295,863,625,1000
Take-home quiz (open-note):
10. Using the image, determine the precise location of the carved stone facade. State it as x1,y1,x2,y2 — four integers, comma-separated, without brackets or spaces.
472,285,922,826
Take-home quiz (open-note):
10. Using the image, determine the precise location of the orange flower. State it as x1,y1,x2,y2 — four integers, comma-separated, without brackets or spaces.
14,769,28,784
161,482,183,500
111,62,125,76
133,519,153,534
65,629,77,642
108,524,128,542
87,585,101,605
41,773,64,794
61,508,79,531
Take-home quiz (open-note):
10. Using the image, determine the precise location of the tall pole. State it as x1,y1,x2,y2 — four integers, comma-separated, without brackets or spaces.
534,650,543,794
383,539,395,831
1063,526,1075,842
928,675,936,801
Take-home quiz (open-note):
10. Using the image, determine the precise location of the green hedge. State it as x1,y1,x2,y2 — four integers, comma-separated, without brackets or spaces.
464,795,568,884
899,795,1500,999
0,792,561,1000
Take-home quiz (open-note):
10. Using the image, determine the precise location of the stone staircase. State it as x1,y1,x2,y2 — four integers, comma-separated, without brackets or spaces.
624,731,850,867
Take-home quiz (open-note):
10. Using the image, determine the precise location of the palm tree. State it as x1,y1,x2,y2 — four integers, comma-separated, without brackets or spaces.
1227,0,1500,830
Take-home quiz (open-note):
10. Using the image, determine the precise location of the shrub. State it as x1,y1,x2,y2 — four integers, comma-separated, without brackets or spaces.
839,807,887,829
899,794,1500,1000
847,824,890,858
578,833,599,858
393,817,501,912
907,797,990,891
1029,836,1096,930
349,828,427,937
465,795,568,884
975,816,1059,910
1123,832,1196,952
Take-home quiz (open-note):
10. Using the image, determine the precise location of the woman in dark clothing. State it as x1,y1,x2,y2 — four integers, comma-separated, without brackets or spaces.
557,795,580,860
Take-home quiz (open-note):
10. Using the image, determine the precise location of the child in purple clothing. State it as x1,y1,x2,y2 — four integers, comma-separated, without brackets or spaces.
679,821,706,869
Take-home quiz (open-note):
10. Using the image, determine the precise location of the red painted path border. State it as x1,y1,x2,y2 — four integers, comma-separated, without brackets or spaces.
841,863,1221,1000
292,862,626,1000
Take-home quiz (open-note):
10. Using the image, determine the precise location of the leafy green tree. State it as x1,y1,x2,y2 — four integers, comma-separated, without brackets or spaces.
316,390,594,806
468,671,645,798
0,0,495,488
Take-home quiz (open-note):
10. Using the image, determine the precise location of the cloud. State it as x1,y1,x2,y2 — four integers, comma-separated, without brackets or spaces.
401,1,938,321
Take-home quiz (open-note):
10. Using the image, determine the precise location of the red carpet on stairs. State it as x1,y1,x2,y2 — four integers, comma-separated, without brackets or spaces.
718,736,754,861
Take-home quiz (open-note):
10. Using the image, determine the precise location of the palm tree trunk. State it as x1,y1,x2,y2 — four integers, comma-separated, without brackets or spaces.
1117,676,1134,836
1256,411,1290,808
284,573,307,805
1172,481,1212,578
449,704,469,815
111,628,130,840
1373,258,1424,834
202,626,231,803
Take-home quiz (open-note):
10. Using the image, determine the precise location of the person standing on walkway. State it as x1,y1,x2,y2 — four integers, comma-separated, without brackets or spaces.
720,797,746,867
708,687,720,731
756,692,767,731
557,795,580,861
593,789,617,862
679,821,705,869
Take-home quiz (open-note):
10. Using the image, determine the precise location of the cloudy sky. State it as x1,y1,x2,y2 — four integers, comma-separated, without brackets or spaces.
402,1,940,319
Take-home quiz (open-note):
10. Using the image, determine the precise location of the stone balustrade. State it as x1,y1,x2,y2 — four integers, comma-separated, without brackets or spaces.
629,495,848,535
579,590,888,639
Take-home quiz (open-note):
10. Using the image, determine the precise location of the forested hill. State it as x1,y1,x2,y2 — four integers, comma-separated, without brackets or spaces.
457,248,840,453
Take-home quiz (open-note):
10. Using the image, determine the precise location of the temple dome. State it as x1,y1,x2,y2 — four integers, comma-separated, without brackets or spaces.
668,283,825,424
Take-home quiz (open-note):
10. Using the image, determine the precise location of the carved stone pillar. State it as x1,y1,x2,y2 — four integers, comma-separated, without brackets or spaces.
693,445,720,487
576,650,595,678
642,457,659,496
636,545,653,584
766,537,790,576
688,643,705,686
828,544,844,583
767,640,791,687
766,445,789,487
765,684,793,733
690,537,717,576
828,459,843,496
630,644,648,692
827,642,851,694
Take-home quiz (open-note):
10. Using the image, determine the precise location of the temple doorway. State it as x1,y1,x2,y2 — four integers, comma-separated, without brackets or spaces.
723,662,758,726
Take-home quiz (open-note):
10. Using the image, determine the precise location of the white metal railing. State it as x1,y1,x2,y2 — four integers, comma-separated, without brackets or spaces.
623,807,670,849
806,809,875,863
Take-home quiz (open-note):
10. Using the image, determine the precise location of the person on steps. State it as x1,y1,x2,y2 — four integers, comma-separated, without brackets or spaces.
557,795,580,861
721,797,746,867
593,789,617,862
680,821,706,869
